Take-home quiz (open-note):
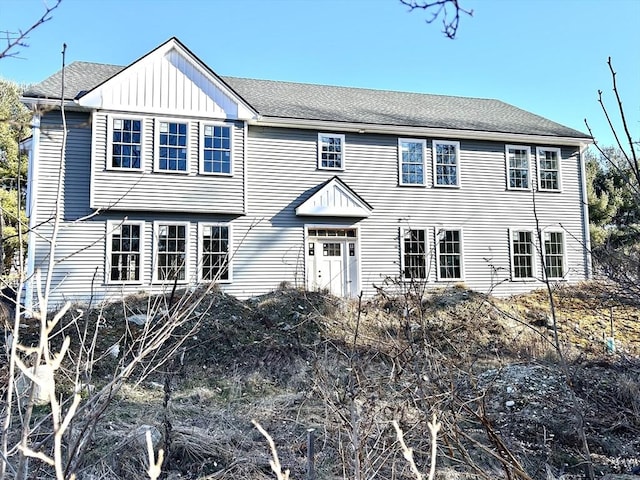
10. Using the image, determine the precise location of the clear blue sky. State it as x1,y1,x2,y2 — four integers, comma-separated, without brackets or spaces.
1,0,638,148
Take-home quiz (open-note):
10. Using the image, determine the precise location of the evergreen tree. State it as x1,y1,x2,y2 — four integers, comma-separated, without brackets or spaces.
0,79,30,276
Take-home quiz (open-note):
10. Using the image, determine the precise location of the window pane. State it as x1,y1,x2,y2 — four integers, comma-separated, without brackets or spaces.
202,125,232,174
201,225,229,281
158,121,188,171
403,229,427,279
110,223,141,281
112,118,142,169
157,224,187,281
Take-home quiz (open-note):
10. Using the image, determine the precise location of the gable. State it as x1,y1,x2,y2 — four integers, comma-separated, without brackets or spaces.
296,177,372,217
77,38,256,121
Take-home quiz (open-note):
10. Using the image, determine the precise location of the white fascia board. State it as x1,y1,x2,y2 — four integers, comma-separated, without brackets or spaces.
295,205,371,217
252,117,593,147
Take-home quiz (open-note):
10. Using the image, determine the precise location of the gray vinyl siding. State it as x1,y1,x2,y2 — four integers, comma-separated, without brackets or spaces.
30,117,588,308
91,112,245,214
224,127,588,299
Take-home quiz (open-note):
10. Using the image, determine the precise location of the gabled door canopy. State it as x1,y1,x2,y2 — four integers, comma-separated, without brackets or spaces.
296,176,372,217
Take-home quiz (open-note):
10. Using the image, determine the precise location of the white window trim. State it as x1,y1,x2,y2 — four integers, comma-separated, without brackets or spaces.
106,114,145,172
432,140,461,188
536,147,562,192
317,133,346,171
398,138,427,186
435,227,464,281
199,121,234,177
152,221,190,284
508,228,537,281
505,145,532,191
542,228,567,280
400,227,430,280
105,220,145,285
154,118,191,174
198,222,233,283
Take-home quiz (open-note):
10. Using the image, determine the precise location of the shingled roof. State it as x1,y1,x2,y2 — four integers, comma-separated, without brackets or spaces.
24,61,590,139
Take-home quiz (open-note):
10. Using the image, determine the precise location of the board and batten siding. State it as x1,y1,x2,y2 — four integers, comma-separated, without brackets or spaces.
224,126,588,299
90,112,246,214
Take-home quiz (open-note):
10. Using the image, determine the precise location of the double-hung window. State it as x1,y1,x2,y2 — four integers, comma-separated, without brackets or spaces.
110,117,142,169
154,222,188,282
107,221,143,283
510,230,535,280
156,120,188,172
437,229,463,280
200,224,231,282
318,133,345,170
506,145,531,190
401,228,428,280
399,139,426,186
434,140,460,187
537,147,561,191
543,230,565,279
201,124,232,175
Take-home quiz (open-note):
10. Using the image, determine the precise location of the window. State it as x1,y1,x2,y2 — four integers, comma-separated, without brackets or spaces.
201,124,232,175
155,223,188,282
110,117,142,169
543,231,565,279
318,133,345,170
433,140,460,187
108,221,143,283
437,229,462,280
200,224,230,282
156,120,188,172
506,145,531,190
399,139,426,186
537,147,561,191
401,229,428,279
510,230,535,279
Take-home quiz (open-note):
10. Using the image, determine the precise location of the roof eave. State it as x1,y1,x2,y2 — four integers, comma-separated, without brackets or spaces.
251,116,593,147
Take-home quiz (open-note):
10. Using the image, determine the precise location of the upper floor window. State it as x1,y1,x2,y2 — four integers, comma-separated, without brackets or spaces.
437,229,463,280
510,229,535,280
318,133,345,170
110,117,142,170
200,224,231,282
543,230,565,279
506,145,531,190
537,147,561,191
107,221,143,283
156,120,188,172
434,140,460,187
401,228,428,280
201,124,232,175
399,139,426,186
154,222,188,282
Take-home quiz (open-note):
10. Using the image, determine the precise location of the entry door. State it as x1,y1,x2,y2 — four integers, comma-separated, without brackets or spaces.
308,230,359,297
315,241,345,296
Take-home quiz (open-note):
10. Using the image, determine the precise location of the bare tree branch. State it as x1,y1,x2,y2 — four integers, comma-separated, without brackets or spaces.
0,0,62,60
400,0,473,39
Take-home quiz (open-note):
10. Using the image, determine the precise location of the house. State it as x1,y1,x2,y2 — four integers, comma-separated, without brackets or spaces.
21,37,592,312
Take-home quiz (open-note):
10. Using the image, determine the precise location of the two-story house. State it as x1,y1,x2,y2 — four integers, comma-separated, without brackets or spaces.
21,37,592,312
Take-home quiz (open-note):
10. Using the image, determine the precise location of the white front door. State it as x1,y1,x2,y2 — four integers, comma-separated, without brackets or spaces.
307,228,359,297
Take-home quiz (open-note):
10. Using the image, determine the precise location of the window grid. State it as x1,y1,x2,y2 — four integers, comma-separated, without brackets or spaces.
435,142,459,186
403,229,427,280
201,225,229,281
538,148,560,190
438,230,462,279
157,224,187,281
511,230,534,279
158,121,188,171
203,125,231,174
544,231,564,279
110,223,141,282
112,118,141,169
400,140,425,185
319,134,344,169
507,147,529,189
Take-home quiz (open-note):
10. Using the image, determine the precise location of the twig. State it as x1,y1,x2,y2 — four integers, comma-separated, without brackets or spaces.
252,420,290,480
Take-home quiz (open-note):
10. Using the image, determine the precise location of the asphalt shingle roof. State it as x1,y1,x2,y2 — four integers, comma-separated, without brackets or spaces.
24,61,590,139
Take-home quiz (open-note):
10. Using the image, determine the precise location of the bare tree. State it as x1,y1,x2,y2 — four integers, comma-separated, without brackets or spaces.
0,0,62,60
400,0,473,39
